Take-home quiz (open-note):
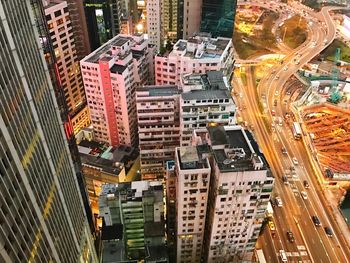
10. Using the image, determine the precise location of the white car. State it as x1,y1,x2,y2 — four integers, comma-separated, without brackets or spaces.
280,250,288,262
292,157,299,165
276,197,283,207
275,90,279,96
301,191,308,200
283,66,288,71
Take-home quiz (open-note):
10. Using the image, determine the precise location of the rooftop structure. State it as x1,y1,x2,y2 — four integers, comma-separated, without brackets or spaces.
180,71,236,147
207,126,267,172
155,35,233,86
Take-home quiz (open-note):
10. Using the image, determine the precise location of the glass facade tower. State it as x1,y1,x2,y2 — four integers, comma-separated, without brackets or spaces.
200,0,237,38
0,0,97,262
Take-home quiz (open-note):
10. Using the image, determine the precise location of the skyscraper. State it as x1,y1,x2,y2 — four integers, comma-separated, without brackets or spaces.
179,0,237,39
200,0,237,38
0,1,97,261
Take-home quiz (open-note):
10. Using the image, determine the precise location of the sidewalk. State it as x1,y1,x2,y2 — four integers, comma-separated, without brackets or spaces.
324,188,350,245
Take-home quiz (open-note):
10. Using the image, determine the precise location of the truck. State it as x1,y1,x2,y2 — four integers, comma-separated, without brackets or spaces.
256,249,267,263
265,202,274,218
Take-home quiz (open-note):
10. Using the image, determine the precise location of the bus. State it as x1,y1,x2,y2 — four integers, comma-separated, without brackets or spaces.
256,249,267,263
292,122,302,140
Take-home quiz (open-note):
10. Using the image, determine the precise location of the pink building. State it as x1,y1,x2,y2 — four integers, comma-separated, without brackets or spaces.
81,34,155,146
155,34,233,86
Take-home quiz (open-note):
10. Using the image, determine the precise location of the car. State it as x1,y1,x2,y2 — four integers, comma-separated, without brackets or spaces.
275,75,279,80
295,60,300,65
292,157,299,165
303,180,310,189
301,191,308,200
271,109,276,116
268,220,276,231
275,90,279,96
312,215,321,226
286,91,291,96
281,147,287,155
280,250,288,262
276,197,283,207
261,93,266,99
283,66,288,71
324,226,333,237
287,231,295,242
274,99,277,106
282,175,289,185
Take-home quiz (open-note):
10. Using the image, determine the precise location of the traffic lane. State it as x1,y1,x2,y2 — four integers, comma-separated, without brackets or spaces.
258,227,280,263
293,141,350,261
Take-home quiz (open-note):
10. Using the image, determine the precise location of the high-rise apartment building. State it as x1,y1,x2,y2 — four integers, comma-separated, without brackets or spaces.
174,146,211,263
0,1,97,261
44,0,91,134
65,0,91,59
173,126,273,262
155,34,233,86
136,71,236,181
180,71,236,147
181,0,202,39
162,0,178,43
204,126,274,262
98,181,167,261
146,0,162,52
136,85,181,181
81,34,155,147
200,0,237,38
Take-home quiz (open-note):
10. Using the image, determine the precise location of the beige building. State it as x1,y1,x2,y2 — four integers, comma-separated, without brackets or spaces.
44,0,91,134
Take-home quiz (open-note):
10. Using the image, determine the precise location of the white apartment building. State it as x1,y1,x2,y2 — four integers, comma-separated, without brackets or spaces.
44,0,91,134
180,71,236,147
155,34,233,85
203,126,274,262
175,146,211,263
81,34,155,146
146,0,162,52
136,85,181,181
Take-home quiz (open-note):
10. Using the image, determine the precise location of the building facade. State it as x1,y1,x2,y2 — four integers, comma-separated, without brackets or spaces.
80,34,155,147
99,181,167,261
155,34,233,86
179,71,236,147
136,85,181,181
203,126,274,262
174,146,211,263
0,0,97,261
200,0,237,38
146,0,162,52
65,0,91,59
44,0,91,134
178,0,237,39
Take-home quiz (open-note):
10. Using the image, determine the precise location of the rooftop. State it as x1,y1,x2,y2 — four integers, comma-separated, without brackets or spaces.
78,140,136,175
208,126,267,172
83,34,147,64
169,35,231,59
138,85,179,97
182,70,228,90
182,89,231,101
100,181,163,202
177,146,210,170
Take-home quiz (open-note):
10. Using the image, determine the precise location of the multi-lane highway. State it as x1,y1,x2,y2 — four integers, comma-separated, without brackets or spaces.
235,1,350,262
